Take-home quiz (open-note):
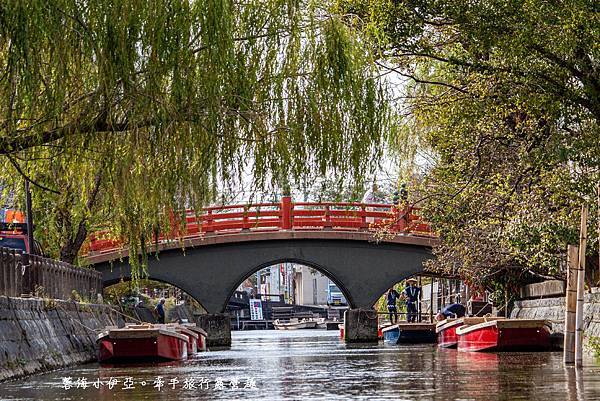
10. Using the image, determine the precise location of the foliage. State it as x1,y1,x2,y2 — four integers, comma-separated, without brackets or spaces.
587,335,600,361
337,0,600,298
0,0,392,280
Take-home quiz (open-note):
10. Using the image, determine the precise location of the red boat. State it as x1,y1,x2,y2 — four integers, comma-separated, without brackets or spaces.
339,324,344,340
436,318,463,348
456,319,551,352
436,317,502,348
97,324,189,362
179,323,208,352
168,324,199,354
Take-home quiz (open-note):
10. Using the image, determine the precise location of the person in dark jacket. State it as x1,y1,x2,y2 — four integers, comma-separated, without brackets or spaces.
435,303,466,321
403,278,421,322
386,287,401,324
155,298,166,324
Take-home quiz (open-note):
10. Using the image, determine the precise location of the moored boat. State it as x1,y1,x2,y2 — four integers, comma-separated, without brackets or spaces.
273,318,318,330
315,318,343,330
456,319,551,352
97,324,189,363
378,323,394,340
167,324,199,354
339,323,344,339
436,317,503,348
382,323,437,344
180,323,208,351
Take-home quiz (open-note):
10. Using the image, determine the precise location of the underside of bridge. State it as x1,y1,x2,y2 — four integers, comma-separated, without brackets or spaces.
94,232,435,314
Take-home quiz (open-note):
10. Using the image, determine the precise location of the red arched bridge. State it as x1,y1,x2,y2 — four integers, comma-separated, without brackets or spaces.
87,197,438,314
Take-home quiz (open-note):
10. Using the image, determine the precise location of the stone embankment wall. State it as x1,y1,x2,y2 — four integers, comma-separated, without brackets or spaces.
511,292,600,352
0,296,124,382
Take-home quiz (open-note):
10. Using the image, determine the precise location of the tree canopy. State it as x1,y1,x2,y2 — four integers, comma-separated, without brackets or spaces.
0,0,391,275
337,0,600,300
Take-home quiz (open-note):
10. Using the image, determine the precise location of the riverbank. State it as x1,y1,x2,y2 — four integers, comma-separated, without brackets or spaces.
0,296,124,382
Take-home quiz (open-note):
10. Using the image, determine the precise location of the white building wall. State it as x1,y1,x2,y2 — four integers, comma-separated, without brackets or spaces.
293,265,329,306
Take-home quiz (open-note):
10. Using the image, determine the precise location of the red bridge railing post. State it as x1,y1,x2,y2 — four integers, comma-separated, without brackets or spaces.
204,209,215,233
323,205,332,230
281,196,292,229
360,204,367,230
242,205,250,231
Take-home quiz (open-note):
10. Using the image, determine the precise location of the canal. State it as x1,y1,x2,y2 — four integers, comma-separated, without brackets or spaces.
1,330,600,400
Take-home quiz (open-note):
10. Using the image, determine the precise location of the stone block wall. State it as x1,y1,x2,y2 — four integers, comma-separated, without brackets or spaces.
0,296,123,382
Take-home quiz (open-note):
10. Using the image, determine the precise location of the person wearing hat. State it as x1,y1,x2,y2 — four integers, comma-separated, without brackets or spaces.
402,278,421,322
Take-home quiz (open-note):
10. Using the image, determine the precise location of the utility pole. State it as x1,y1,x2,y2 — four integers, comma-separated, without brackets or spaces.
575,205,588,367
564,245,578,364
24,179,34,255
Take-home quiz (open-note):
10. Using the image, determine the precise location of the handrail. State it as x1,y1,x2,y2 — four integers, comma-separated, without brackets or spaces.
86,197,433,255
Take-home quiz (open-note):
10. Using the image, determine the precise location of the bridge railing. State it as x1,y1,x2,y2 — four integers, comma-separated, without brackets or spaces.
0,247,102,300
87,197,433,255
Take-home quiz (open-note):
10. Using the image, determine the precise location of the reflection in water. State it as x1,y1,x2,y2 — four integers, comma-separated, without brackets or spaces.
1,330,600,400
565,366,587,401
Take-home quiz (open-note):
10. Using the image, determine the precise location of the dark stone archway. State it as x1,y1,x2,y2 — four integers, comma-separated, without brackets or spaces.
93,232,435,314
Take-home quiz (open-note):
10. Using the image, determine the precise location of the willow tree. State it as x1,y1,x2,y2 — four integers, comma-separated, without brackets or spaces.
0,0,391,277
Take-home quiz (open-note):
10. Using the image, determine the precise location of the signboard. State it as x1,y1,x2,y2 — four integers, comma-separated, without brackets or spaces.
249,299,263,321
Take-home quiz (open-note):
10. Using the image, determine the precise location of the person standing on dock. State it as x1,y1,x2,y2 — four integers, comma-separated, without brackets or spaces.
155,298,166,324
386,287,401,324
403,278,421,322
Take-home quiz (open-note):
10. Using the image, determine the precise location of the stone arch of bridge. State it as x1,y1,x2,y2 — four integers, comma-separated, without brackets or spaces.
93,234,435,314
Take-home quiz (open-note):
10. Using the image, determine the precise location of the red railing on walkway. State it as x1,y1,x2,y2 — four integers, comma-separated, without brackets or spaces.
87,197,433,255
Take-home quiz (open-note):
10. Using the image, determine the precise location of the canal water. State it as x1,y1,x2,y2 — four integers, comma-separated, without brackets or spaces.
1,330,600,400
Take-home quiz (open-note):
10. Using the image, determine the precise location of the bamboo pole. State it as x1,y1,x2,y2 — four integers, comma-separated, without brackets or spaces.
429,277,434,322
418,275,422,322
575,205,587,367
564,245,578,364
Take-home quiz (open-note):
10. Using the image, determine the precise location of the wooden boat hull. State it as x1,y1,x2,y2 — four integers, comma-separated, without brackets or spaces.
180,324,208,352
435,318,493,348
175,327,198,355
378,323,394,340
98,331,188,362
383,324,437,344
437,323,460,348
457,320,551,352
273,320,318,330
